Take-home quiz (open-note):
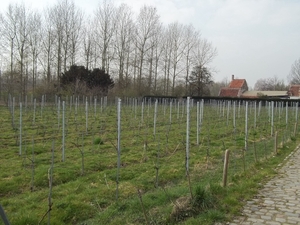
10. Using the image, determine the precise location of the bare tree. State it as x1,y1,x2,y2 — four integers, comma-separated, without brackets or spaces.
69,5,84,67
135,5,160,95
0,12,3,100
149,23,163,95
0,13,2,99
189,38,217,95
161,23,199,96
94,0,117,73
161,27,172,95
28,11,42,94
0,4,18,94
41,7,56,84
0,1,219,98
183,24,199,95
14,3,31,100
192,38,217,70
55,0,83,73
254,76,286,91
61,0,72,73
0,12,4,60
142,20,163,95
49,2,64,84
82,18,95,70
168,22,186,95
289,58,300,84
114,4,134,93
45,0,83,90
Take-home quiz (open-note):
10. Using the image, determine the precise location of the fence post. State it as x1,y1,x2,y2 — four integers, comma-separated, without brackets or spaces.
116,98,121,201
223,149,230,187
274,131,278,154
245,102,248,151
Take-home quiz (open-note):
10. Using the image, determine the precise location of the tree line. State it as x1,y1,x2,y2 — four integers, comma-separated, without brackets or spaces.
0,0,217,99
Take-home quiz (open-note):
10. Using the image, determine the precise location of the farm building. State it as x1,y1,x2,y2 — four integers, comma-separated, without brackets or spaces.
241,91,288,98
288,85,300,99
219,75,290,99
218,75,248,97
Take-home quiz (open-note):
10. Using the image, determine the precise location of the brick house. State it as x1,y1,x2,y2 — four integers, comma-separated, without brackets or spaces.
288,85,300,97
219,75,248,97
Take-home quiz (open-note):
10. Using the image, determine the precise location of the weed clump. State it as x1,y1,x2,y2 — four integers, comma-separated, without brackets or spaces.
169,184,219,222
170,196,193,222
94,137,104,145
192,185,216,210
291,136,296,142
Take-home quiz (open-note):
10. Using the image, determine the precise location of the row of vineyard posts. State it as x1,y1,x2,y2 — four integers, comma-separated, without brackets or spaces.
4,94,299,223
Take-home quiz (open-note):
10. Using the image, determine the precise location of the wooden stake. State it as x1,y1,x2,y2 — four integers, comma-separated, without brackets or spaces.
274,131,278,155
223,149,230,187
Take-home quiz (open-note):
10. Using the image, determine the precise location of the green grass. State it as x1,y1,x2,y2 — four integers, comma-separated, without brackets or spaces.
0,99,299,224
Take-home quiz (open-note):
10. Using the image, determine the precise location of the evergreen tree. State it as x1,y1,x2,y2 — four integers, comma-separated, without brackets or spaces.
188,66,213,96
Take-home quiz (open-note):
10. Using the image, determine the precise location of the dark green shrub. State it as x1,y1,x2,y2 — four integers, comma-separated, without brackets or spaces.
94,137,104,145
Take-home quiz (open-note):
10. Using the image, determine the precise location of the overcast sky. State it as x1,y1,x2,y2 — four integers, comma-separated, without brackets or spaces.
2,0,300,88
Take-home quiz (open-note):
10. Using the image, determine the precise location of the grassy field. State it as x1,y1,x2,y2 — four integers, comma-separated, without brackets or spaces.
0,97,299,224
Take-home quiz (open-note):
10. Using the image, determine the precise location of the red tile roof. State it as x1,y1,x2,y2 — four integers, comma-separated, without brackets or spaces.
229,79,246,89
289,85,300,96
219,88,240,97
